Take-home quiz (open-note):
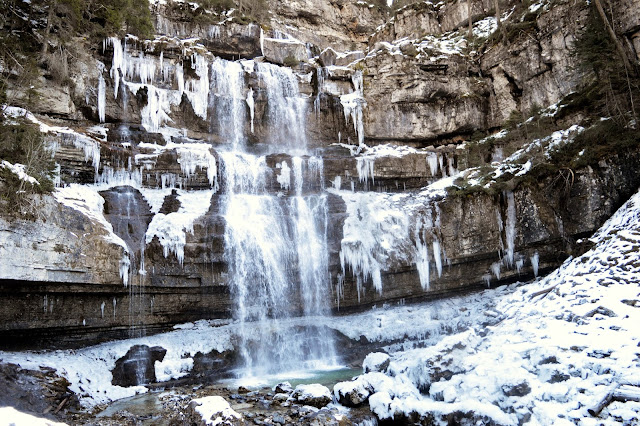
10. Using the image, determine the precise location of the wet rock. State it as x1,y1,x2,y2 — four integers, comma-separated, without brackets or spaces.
272,412,286,424
290,384,332,408
238,386,251,394
111,345,167,387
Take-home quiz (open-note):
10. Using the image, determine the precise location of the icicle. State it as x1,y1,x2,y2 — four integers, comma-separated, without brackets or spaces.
333,175,342,190
120,254,131,287
184,53,209,120
531,251,540,277
482,274,492,287
113,297,117,319
491,262,501,280
101,301,105,319
98,69,106,123
246,88,255,133
356,157,375,184
505,191,516,267
433,239,442,278
340,71,366,147
427,152,439,177
415,236,430,290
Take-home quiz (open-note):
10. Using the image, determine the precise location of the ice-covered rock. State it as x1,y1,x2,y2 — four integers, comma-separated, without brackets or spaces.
333,372,394,407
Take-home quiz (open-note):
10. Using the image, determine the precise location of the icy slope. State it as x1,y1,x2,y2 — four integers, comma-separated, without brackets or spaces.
343,187,640,425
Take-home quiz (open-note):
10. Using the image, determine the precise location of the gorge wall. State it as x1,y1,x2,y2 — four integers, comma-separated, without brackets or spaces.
1,0,639,348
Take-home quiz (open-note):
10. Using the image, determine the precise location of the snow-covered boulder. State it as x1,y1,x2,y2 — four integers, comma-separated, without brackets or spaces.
333,372,394,407
290,383,332,408
186,396,242,426
363,352,390,373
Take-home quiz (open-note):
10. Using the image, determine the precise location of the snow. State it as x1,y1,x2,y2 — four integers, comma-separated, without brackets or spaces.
0,407,69,426
191,396,241,426
0,160,40,185
473,17,498,39
145,189,214,265
337,185,640,425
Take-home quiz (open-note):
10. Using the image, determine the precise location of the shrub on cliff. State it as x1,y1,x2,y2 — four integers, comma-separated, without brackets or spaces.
0,111,56,218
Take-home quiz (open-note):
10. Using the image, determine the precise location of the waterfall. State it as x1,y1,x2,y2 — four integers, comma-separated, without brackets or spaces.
213,59,335,376
210,58,246,149
256,62,308,152
220,153,336,376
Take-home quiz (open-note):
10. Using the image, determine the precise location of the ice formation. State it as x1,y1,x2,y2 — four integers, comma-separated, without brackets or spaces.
340,71,366,146
145,190,214,265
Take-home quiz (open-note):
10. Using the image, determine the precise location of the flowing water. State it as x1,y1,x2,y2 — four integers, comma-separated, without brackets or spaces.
212,59,337,377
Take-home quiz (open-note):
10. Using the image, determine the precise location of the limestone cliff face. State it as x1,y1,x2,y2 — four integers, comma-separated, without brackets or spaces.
1,0,639,347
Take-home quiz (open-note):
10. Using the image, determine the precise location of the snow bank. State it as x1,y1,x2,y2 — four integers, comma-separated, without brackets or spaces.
0,407,69,426
0,320,233,408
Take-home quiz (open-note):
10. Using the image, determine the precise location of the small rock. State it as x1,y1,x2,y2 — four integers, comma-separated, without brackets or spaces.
238,386,251,394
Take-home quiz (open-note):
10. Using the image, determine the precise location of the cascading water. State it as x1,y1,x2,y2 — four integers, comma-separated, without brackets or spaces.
211,59,336,377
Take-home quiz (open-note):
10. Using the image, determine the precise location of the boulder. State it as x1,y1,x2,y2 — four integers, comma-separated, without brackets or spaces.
290,383,332,408
111,345,167,387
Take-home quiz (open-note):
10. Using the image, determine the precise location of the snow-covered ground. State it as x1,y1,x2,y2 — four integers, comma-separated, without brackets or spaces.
0,407,68,426
338,186,640,425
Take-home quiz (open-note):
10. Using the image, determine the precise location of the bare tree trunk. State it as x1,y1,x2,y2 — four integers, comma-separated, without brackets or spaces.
594,0,632,72
468,0,473,38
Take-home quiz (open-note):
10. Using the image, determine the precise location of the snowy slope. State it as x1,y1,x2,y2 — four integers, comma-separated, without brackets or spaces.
340,186,640,425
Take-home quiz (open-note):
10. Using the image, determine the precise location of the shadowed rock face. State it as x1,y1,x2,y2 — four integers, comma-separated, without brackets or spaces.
112,345,167,387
